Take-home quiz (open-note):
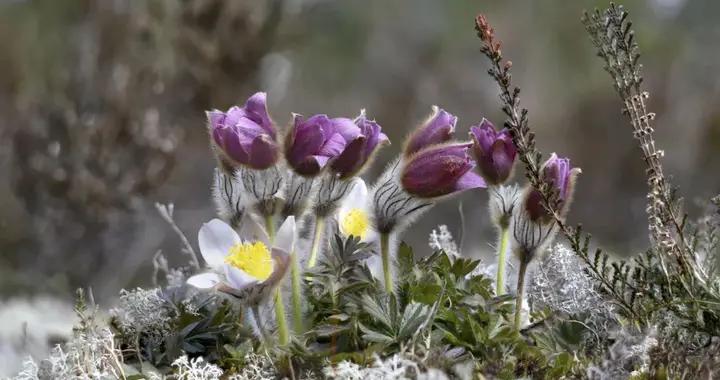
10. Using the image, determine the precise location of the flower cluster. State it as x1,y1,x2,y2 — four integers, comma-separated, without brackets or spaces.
202,91,581,333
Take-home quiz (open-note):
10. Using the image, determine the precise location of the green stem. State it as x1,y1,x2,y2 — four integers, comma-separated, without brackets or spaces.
381,233,393,293
307,215,326,268
264,214,289,345
495,226,510,296
290,249,303,333
274,288,289,345
264,215,276,242
514,258,529,330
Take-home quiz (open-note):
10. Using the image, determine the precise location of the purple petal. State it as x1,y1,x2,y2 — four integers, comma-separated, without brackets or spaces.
453,170,487,192
405,107,457,155
207,110,226,129
318,132,347,157
220,128,250,164
331,117,362,141
243,92,275,137
224,106,244,127
287,115,326,166
330,135,367,177
401,143,478,198
248,135,279,169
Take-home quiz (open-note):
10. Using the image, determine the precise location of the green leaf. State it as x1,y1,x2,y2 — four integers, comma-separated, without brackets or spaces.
360,293,393,329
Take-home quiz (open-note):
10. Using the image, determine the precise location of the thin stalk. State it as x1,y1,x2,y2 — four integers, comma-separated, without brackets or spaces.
514,258,529,330
251,305,267,343
290,249,303,333
495,226,510,295
265,214,289,346
307,215,326,268
381,232,393,293
274,289,289,345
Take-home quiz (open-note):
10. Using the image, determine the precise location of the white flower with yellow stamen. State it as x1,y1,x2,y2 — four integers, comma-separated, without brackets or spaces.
336,178,376,242
187,215,295,302
336,178,384,279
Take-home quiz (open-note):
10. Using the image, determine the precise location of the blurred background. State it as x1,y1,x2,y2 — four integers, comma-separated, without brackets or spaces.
1,0,719,373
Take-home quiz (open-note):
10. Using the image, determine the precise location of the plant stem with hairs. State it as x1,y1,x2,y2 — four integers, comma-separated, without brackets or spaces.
381,232,393,293
266,214,289,345
290,248,303,333
307,216,326,269
496,226,510,295
514,257,529,330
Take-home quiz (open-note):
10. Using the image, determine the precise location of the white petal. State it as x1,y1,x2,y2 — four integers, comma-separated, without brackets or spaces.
187,272,222,288
198,219,240,269
363,229,379,244
238,213,271,247
365,255,383,281
339,178,368,219
225,265,258,290
274,216,296,253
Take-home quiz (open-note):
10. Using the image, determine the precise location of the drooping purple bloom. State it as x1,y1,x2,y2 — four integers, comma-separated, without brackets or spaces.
525,153,581,222
401,143,486,198
207,92,278,170
285,114,349,176
470,119,517,185
404,106,457,156
330,112,389,178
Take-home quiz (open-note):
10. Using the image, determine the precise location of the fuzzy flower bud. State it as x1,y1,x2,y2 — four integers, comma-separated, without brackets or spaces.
524,153,581,222
469,119,517,185
401,143,486,198
207,92,279,170
285,114,349,176
404,106,457,156
330,111,389,179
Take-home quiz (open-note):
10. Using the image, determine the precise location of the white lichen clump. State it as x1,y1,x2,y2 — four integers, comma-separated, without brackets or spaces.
587,327,659,379
166,356,224,380
324,354,448,380
428,225,459,257
528,244,614,322
11,327,123,380
111,287,173,345
227,351,277,380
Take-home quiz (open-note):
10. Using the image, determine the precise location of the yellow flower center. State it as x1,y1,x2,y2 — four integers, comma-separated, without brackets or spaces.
340,208,369,239
224,241,273,281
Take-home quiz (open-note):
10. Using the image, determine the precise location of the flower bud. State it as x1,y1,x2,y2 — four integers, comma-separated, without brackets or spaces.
404,106,457,156
401,143,486,198
524,153,581,222
469,119,517,185
285,114,348,176
207,92,279,170
330,111,389,179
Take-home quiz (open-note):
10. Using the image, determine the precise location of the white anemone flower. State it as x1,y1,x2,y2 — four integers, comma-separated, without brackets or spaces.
336,178,383,278
336,178,377,242
187,215,295,302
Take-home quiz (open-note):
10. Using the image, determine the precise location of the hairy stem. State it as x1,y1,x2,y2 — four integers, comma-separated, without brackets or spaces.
514,258,529,330
251,305,267,344
265,214,289,345
307,216,326,268
381,232,393,293
274,289,289,345
290,249,303,333
495,226,510,295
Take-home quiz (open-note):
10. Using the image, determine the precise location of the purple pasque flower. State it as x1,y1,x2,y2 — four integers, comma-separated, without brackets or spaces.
404,106,457,156
285,114,350,176
401,143,487,198
470,119,517,185
207,92,278,170
330,111,389,179
525,153,581,222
